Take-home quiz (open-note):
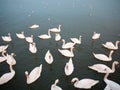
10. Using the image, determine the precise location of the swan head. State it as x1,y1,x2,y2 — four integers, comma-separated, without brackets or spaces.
71,77,79,84
116,41,120,44
54,79,59,85
21,31,24,34
8,33,11,36
25,71,29,76
11,53,16,56
113,61,119,67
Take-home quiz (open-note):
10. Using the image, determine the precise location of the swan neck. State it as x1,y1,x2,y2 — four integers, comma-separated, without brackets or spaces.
109,51,113,59
58,25,61,30
62,39,65,45
111,62,116,72
79,36,82,42
48,30,51,36
70,47,74,53
104,72,109,80
9,65,14,72
115,41,119,48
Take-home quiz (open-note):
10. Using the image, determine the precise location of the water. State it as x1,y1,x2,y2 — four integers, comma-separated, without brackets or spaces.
0,0,120,90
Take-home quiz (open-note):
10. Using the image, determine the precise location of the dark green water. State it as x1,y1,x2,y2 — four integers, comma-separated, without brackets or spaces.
0,0,120,90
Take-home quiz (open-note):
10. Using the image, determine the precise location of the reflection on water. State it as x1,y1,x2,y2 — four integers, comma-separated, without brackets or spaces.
0,0,120,90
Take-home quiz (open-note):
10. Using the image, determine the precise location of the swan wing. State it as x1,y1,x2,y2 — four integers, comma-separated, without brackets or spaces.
58,49,74,57
93,53,109,61
51,85,62,90
70,38,80,44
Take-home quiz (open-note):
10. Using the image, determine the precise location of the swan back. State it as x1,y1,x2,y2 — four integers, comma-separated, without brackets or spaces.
45,50,53,64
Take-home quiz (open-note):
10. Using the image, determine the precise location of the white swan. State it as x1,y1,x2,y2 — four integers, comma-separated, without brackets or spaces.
25,64,42,84
65,58,74,76
50,25,61,33
92,32,100,40
70,35,82,44
102,41,120,50
0,44,8,53
16,31,25,39
25,35,33,43
62,39,75,49
58,47,74,58
0,65,15,85
88,61,119,73
0,51,7,63
29,42,37,54
1,33,12,42
45,50,53,64
6,53,16,66
93,50,114,61
51,79,62,90
71,77,99,89
38,30,51,39
104,70,120,90
29,24,39,29
55,33,61,41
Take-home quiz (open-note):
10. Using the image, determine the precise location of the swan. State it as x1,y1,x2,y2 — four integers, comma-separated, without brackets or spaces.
102,41,120,50
25,64,42,84
0,51,7,63
25,35,33,43
58,47,74,58
92,32,100,40
0,65,15,85
29,24,39,29
65,58,74,76
16,31,25,39
93,50,114,61
0,44,8,53
62,39,75,49
6,53,16,66
45,50,53,64
50,25,61,33
88,61,119,73
1,33,12,42
55,33,61,41
71,77,99,89
51,79,62,90
70,35,82,44
29,42,37,54
38,30,51,39
104,69,120,90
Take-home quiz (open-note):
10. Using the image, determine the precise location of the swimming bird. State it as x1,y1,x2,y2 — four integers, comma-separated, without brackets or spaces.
50,25,61,33
51,79,62,90
0,65,15,85
38,30,51,39
6,53,16,66
1,33,12,42
93,50,114,61
71,77,99,89
25,64,42,84
92,32,100,40
45,50,53,64
88,61,119,73
29,42,37,54
58,47,74,58
25,35,33,43
0,50,7,63
29,24,39,29
16,31,25,39
55,33,61,41
104,69,120,90
62,39,75,49
70,35,82,44
102,41,120,50
0,44,8,53
65,58,74,76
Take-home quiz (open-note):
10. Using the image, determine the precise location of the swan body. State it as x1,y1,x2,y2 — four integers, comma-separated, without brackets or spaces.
45,50,53,64
0,51,7,63
65,58,74,76
104,70,120,90
62,39,75,49
25,64,42,84
6,53,16,65
71,77,99,89
38,30,51,39
51,79,62,90
102,41,120,50
0,65,15,85
25,35,33,43
92,32,100,40
93,50,114,61
88,61,119,73
29,42,37,54
2,33,12,42
70,35,82,44
16,31,25,39
0,44,8,53
55,33,61,41
50,25,61,33
29,24,39,29
58,47,74,58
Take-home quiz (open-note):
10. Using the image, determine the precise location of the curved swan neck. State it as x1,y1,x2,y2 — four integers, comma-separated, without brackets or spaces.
111,62,117,72
58,25,61,30
9,65,14,72
79,36,82,42
70,47,74,53
104,71,109,80
115,41,120,48
109,50,114,59
48,30,51,36
62,39,65,45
